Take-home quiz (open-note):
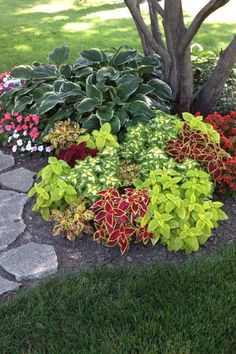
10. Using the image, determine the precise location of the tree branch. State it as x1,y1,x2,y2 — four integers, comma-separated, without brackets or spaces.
192,35,236,115
179,0,231,53
152,0,164,17
124,0,170,61
147,0,166,50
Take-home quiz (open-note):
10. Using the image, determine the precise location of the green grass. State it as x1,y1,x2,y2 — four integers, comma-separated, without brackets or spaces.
0,0,235,71
0,245,235,354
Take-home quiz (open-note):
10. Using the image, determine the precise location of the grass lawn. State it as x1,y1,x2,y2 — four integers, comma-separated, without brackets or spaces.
0,0,235,71
0,245,235,353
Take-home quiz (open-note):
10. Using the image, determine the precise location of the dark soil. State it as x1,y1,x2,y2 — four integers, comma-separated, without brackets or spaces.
2,146,235,274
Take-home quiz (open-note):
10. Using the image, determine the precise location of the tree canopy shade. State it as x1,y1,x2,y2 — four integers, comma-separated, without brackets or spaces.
124,0,236,115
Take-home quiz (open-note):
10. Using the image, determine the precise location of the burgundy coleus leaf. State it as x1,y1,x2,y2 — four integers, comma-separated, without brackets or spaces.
118,200,129,211
118,234,129,254
94,210,106,222
93,229,105,241
57,142,98,167
91,199,103,212
98,188,120,198
107,223,135,254
135,227,153,245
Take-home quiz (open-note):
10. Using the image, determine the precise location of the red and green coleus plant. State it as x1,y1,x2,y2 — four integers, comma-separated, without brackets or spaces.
166,123,229,180
57,142,98,167
91,188,153,254
204,111,236,155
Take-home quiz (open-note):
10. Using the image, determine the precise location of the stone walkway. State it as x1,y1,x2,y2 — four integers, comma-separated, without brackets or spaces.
0,151,58,296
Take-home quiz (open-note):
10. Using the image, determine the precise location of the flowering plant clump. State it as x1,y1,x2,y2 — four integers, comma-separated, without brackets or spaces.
0,112,51,154
91,188,153,254
204,111,236,154
0,71,24,95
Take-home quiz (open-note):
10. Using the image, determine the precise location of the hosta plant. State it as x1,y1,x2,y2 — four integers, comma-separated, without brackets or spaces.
91,188,153,254
135,168,228,253
28,157,77,220
2,46,172,136
51,199,94,241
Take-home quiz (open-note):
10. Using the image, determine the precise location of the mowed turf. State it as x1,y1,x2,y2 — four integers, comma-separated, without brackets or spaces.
0,245,235,354
0,0,235,71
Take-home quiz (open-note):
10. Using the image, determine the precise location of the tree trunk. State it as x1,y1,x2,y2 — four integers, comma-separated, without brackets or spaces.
124,0,236,115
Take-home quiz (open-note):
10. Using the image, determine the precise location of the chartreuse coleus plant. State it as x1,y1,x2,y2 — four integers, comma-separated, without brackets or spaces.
51,199,95,241
91,188,153,254
182,112,220,143
135,168,228,254
77,122,119,150
28,157,77,220
2,46,172,136
66,147,121,204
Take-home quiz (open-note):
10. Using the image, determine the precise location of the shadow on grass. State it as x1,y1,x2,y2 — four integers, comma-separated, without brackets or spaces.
0,0,235,71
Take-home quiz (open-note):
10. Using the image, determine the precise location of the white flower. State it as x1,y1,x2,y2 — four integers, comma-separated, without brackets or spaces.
12,145,17,152
45,146,52,153
23,130,27,136
26,145,32,151
20,147,25,152
8,136,12,142
13,133,19,139
31,145,38,152
37,145,44,152
16,139,23,146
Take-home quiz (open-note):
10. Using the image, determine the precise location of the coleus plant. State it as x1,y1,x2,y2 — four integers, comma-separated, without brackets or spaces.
166,123,229,180
135,168,228,253
51,199,95,241
57,142,98,167
3,46,172,136
91,187,153,254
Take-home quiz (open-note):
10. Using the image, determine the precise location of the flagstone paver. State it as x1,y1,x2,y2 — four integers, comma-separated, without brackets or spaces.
0,242,58,281
0,276,20,295
0,152,14,172
0,167,35,192
0,151,58,297
0,190,28,250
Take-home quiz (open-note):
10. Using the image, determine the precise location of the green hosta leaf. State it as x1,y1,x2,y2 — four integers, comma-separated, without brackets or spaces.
14,96,33,112
11,65,33,79
96,67,119,82
113,49,137,67
96,107,114,122
80,48,107,63
148,79,172,101
37,93,64,115
76,97,100,114
86,83,103,102
74,67,94,78
117,74,139,100
109,115,121,134
48,45,69,65
82,115,100,132
31,64,58,79
136,84,155,95
127,100,154,118
116,109,129,126
59,64,72,78
137,65,155,75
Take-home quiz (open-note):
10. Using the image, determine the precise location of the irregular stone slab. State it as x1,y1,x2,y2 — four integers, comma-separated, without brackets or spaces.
0,275,20,295
0,190,28,250
0,242,58,281
0,167,35,193
0,152,14,172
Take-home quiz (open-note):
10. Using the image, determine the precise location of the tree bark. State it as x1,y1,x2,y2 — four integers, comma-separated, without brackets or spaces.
124,0,236,115
192,35,236,115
